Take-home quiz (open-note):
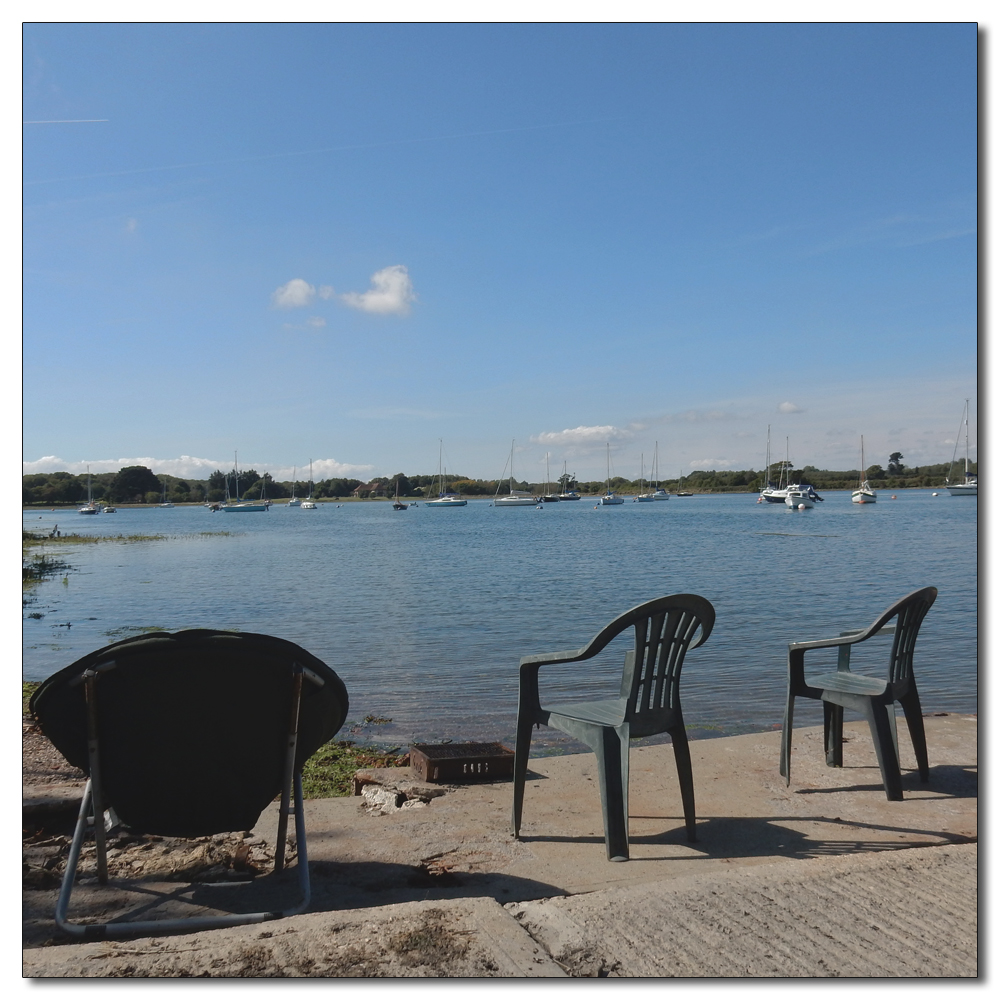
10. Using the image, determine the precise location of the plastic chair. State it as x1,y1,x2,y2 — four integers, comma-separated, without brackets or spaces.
511,595,715,861
29,629,349,939
779,587,937,801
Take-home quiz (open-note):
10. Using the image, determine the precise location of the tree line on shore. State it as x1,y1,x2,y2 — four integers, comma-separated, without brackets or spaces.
23,455,974,505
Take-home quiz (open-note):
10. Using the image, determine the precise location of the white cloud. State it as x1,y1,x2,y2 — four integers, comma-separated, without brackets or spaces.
341,265,415,315
689,458,737,469
306,316,326,328
271,278,316,309
318,285,335,300
531,425,631,448
22,455,374,480
124,218,138,234
778,401,803,413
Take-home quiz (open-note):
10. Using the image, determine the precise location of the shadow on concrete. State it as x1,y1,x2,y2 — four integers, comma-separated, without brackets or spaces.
516,811,976,864
789,763,978,798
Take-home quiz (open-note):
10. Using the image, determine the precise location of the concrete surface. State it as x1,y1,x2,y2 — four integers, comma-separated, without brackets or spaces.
23,714,977,977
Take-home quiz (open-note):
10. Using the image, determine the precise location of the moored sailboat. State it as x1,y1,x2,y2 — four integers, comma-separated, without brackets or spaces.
945,400,978,496
600,443,625,505
78,466,100,514
494,440,537,506
852,437,877,504
425,441,467,507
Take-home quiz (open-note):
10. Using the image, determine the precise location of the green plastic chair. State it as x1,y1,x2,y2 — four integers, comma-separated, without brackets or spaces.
511,594,716,861
779,587,937,801
29,629,349,940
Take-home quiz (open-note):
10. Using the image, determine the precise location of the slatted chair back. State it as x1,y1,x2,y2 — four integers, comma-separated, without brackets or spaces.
615,596,715,737
879,587,937,686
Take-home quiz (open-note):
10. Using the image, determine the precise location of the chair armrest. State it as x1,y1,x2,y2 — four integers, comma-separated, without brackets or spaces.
789,621,896,653
518,646,591,670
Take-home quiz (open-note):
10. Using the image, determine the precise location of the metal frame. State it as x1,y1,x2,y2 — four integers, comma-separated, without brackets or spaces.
54,662,314,940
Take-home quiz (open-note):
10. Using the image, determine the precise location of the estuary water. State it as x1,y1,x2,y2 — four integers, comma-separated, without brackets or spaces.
23,491,977,749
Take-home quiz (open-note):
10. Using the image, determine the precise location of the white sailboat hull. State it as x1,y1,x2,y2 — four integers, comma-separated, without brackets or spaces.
601,495,625,505
494,496,536,506
947,482,978,496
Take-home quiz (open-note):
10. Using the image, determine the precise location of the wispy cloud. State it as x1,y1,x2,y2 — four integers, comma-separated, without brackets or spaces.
341,265,415,316
778,401,803,413
271,278,316,308
531,425,632,448
689,458,737,469
306,316,326,328
22,455,373,479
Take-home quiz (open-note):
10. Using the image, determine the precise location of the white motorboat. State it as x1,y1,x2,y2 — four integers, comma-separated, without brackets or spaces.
78,467,100,514
785,488,815,509
945,400,977,496
852,436,877,504
494,441,537,506
600,443,625,504
426,441,468,507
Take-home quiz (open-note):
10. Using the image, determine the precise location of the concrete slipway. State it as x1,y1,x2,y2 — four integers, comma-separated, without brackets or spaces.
23,714,977,977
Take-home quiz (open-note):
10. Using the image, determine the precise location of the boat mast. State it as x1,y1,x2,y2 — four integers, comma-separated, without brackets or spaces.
964,399,970,477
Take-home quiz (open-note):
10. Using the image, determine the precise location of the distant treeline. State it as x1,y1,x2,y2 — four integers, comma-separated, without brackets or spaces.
23,459,976,505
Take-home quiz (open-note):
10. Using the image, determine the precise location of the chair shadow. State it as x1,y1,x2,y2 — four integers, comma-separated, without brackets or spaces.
515,810,975,863
791,763,977,798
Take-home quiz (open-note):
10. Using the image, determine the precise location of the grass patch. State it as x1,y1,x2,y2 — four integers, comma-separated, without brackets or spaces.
301,741,409,798
23,531,232,549
23,681,40,718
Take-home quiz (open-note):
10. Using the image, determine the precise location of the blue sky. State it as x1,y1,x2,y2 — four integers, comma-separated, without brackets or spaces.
22,21,977,483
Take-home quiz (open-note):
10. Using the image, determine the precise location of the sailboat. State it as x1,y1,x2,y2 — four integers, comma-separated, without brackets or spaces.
542,453,562,502
78,465,100,514
558,460,581,500
158,480,175,507
759,427,786,503
600,443,625,504
392,479,408,510
650,442,669,499
300,460,318,508
222,452,269,512
945,400,978,496
635,452,657,501
287,467,301,507
852,437,877,504
494,440,537,506
425,441,467,507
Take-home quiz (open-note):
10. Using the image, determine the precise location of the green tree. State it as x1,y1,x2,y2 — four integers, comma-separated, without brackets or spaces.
888,452,904,475
109,466,162,503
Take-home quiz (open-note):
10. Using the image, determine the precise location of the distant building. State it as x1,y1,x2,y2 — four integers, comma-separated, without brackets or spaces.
352,481,386,498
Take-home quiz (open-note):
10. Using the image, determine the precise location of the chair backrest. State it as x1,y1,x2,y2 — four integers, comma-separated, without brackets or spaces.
592,595,715,735
30,630,349,837
869,587,938,685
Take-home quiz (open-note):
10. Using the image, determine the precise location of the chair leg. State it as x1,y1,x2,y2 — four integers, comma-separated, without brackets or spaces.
668,724,697,842
593,727,629,862
780,691,795,784
824,701,844,767
864,700,903,801
899,690,930,782
511,713,534,839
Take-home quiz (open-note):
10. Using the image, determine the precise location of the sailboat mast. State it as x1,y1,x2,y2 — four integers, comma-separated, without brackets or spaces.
965,399,970,476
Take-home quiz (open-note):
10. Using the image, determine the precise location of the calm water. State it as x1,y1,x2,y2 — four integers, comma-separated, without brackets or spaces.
23,491,977,749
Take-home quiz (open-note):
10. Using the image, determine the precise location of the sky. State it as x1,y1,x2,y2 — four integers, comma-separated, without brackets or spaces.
22,21,978,484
